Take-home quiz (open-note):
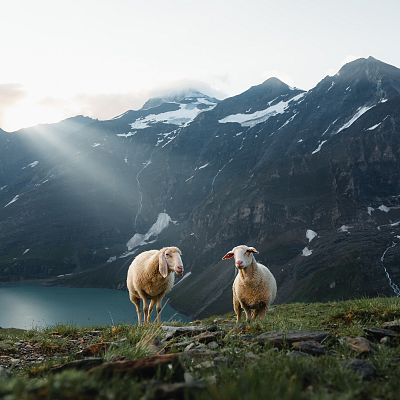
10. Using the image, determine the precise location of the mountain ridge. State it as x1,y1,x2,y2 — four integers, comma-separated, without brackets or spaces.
0,56,400,317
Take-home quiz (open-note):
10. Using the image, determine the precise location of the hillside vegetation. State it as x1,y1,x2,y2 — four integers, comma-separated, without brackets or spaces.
1,297,400,399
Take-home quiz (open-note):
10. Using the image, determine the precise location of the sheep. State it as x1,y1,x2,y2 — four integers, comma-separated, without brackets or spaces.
127,246,184,324
222,245,277,322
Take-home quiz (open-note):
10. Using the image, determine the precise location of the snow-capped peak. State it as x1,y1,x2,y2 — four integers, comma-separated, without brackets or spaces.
131,93,218,130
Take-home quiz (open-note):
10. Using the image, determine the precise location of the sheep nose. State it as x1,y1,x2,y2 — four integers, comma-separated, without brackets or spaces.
235,260,243,267
176,265,184,274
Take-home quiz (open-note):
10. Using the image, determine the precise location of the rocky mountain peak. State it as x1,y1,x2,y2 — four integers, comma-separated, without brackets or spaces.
141,89,218,110
336,57,400,85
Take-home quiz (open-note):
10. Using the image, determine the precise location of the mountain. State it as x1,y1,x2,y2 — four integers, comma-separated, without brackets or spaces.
1,57,400,318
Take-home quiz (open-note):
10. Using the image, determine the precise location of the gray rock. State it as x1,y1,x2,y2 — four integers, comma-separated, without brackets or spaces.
207,341,219,350
256,330,329,347
184,342,196,352
382,320,400,332
364,327,399,340
161,325,210,340
291,340,326,356
346,359,376,380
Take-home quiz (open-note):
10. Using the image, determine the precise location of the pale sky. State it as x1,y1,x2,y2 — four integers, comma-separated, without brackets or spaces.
0,0,399,131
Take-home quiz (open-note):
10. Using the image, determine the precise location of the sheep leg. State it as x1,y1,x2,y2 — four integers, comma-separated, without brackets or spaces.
141,297,149,324
156,297,163,323
130,293,142,325
233,295,242,323
242,305,251,322
147,299,156,323
254,307,267,320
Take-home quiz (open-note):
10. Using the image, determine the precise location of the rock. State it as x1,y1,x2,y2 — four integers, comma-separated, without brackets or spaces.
382,320,400,332
344,337,373,354
192,331,222,344
291,340,326,356
184,342,196,352
364,327,400,340
207,341,219,350
90,353,184,381
346,359,376,380
255,330,329,347
51,357,104,373
161,325,211,340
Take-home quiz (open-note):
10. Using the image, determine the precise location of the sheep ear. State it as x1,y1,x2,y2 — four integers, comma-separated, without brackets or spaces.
248,247,259,254
222,251,234,260
159,250,168,278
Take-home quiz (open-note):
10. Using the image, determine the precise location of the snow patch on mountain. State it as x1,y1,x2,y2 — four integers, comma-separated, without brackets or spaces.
338,225,352,233
336,104,375,133
312,140,327,154
4,195,19,208
130,99,216,129
22,161,39,169
198,163,209,170
367,207,375,215
218,92,306,128
121,213,176,258
302,247,313,256
117,131,136,138
306,229,318,242
366,122,381,131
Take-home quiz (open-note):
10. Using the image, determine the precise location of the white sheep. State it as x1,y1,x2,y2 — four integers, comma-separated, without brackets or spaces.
127,246,184,324
222,244,277,322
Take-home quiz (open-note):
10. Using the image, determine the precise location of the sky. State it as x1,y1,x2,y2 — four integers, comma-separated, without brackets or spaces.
0,0,399,131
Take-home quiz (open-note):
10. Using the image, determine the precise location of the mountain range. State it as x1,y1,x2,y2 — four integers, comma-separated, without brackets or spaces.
1,56,400,317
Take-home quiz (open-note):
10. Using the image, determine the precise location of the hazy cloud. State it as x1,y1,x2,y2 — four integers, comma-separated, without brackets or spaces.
0,83,25,128
38,80,226,123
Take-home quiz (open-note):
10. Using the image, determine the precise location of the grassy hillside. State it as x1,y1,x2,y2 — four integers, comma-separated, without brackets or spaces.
1,297,400,399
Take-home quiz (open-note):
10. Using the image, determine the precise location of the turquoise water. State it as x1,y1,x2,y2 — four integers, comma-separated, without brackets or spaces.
0,284,186,329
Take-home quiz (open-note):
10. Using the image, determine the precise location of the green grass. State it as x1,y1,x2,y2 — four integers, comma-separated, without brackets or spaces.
0,297,399,399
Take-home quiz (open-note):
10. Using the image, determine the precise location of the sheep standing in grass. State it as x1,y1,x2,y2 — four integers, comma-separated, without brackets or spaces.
222,245,277,322
127,247,184,324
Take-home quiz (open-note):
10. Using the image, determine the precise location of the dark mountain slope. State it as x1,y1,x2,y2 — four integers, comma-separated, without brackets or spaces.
0,58,399,318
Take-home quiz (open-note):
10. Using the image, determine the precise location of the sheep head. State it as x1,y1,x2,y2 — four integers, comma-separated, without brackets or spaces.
159,246,184,278
222,245,258,269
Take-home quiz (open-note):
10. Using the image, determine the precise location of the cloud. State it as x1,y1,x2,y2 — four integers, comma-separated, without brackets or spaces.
0,83,26,128
39,80,226,122
1,80,225,130
147,79,226,100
